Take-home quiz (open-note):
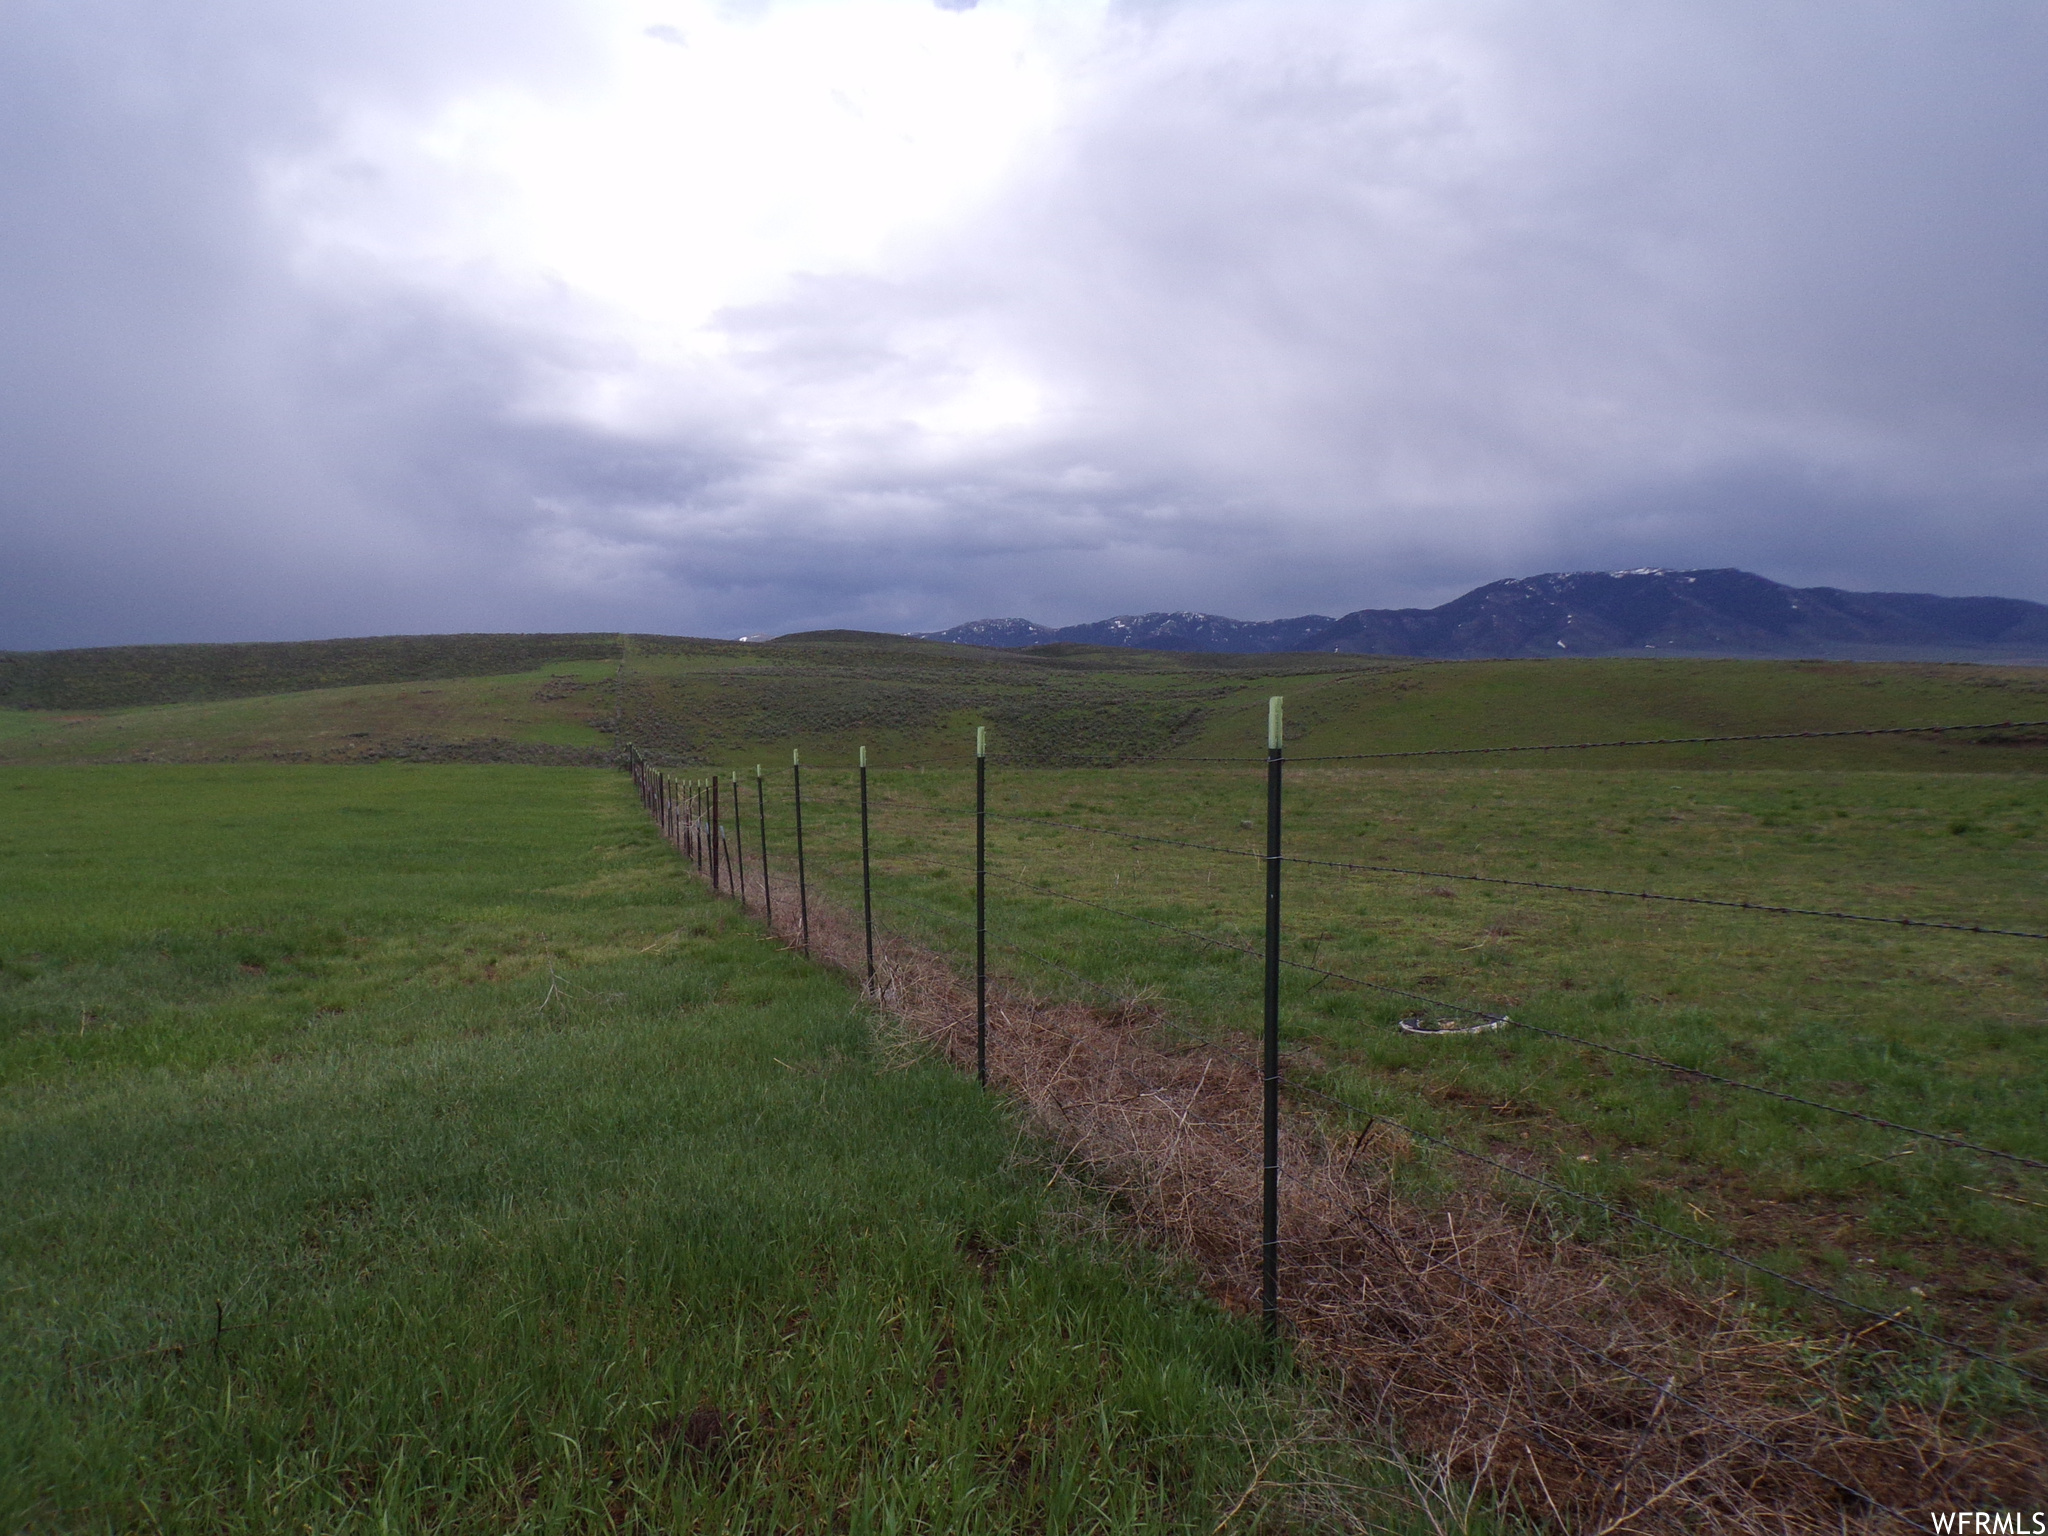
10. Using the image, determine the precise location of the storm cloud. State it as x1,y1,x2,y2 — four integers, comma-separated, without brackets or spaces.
3,0,2045,647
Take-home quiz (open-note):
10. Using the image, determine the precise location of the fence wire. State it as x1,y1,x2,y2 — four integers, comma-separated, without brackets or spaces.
880,797,2048,942
971,868,2048,1173
624,734,2041,1525
1281,853,2048,940
848,784,2046,1170
966,916,2047,1385
1171,716,2048,764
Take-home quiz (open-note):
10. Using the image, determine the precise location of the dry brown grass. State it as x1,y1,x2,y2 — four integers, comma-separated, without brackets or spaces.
703,835,2044,1535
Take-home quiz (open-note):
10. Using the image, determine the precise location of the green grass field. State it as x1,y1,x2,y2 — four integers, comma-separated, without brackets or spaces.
754,756,2048,1405
1,766,1461,1533
7,628,2046,1506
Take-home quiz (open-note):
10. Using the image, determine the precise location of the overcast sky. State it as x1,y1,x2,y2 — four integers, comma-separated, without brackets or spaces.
4,0,2046,648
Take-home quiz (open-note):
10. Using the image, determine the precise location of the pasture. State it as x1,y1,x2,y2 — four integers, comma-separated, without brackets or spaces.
0,766,1407,1533
6,633,2046,1525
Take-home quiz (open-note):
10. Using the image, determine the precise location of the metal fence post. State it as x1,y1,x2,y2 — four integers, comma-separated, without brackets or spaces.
859,745,875,991
975,724,987,1087
756,765,772,930
1263,695,1285,1344
792,750,809,955
731,772,745,908
710,774,722,893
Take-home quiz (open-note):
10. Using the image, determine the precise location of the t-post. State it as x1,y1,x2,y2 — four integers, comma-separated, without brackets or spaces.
1262,694,1284,1344
975,724,987,1087
730,772,745,905
859,746,875,991
755,765,772,929
792,750,809,954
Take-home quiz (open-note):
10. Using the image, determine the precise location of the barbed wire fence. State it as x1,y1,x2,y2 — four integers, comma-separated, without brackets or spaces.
623,713,2048,1532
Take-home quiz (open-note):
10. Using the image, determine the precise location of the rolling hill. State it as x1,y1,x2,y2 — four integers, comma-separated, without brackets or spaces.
0,632,624,711
3,627,2043,772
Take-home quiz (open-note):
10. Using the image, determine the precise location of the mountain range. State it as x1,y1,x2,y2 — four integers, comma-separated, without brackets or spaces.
913,569,2048,662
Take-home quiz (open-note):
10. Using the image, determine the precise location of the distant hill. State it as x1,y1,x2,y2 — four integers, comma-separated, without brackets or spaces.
2,623,2042,772
0,633,625,711
914,569,2048,661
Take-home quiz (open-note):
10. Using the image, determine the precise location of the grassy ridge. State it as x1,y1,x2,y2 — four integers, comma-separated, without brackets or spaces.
3,625,2045,772
0,660,619,767
0,633,625,711
621,638,2048,772
2,767,1426,1533
613,635,1407,770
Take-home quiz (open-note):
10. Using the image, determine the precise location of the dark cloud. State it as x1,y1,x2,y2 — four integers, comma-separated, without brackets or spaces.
0,0,602,647
3,0,2045,648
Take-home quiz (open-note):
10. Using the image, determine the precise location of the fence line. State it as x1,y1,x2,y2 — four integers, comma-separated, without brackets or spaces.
808,807,2048,1175
964,915,2034,1380
651,746,2046,1171
621,716,2041,1529
902,893,2047,1392
954,889,2046,1385
1025,871,2048,1173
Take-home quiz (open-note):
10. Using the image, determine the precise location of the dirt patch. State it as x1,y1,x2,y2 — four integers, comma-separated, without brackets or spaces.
531,675,594,703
